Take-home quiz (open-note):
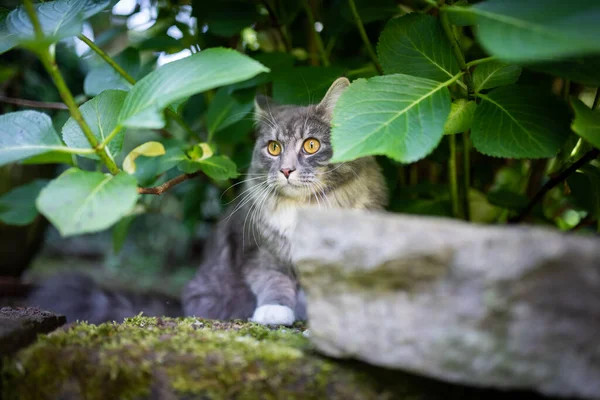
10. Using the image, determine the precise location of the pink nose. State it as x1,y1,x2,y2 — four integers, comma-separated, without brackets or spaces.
280,168,295,178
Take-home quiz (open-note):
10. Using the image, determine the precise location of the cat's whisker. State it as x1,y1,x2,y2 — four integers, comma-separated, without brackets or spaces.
224,181,269,221
221,176,266,200
224,179,268,206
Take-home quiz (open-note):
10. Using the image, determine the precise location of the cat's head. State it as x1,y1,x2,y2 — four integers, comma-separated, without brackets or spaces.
251,77,353,199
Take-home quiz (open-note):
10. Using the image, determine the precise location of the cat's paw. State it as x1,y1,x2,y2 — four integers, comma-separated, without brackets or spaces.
251,305,295,326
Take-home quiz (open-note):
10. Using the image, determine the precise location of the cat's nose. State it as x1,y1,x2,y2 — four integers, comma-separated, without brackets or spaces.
280,168,295,179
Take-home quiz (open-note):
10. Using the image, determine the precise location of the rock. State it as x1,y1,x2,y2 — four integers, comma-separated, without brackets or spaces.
0,307,66,357
1,316,548,400
292,209,600,399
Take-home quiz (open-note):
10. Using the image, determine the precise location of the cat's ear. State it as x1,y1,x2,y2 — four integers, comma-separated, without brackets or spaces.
254,95,278,123
317,77,350,120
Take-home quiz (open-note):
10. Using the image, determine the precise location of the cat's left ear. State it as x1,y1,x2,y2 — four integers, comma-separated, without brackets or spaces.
317,77,350,120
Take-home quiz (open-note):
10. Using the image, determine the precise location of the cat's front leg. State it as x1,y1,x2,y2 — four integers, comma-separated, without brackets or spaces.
245,266,297,326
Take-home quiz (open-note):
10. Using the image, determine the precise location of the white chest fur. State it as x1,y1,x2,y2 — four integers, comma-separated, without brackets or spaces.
264,199,299,239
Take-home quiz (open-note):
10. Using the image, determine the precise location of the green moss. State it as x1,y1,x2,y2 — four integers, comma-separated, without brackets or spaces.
1,316,401,399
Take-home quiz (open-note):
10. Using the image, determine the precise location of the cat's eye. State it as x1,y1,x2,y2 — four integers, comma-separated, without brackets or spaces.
303,138,321,154
267,141,282,156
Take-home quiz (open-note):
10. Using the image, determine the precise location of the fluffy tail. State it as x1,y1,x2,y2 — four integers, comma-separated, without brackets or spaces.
27,273,182,325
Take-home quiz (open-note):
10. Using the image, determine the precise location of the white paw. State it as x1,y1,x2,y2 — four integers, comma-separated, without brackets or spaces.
251,305,295,326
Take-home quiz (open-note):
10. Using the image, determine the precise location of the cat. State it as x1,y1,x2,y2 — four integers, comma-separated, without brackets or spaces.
182,77,388,325
27,78,388,326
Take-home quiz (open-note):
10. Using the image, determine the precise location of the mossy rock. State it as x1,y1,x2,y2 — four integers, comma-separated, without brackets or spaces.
2,316,543,400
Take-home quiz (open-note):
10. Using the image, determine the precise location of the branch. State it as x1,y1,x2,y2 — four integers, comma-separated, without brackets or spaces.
0,95,69,110
78,34,135,85
509,149,600,223
348,0,383,75
137,172,201,195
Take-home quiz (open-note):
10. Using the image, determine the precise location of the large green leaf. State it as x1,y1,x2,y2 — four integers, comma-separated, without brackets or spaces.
571,99,600,150
0,110,72,166
472,61,522,92
466,0,600,62
62,90,127,160
36,169,139,236
1,0,110,53
331,74,452,163
84,48,141,96
472,85,571,158
0,7,16,54
272,67,345,105
528,56,600,87
206,88,254,139
118,48,269,129
0,179,48,225
178,155,238,181
377,13,459,82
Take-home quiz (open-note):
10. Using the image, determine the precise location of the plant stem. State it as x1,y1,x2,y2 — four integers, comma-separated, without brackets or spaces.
0,95,69,110
100,126,123,148
302,0,330,66
461,132,471,221
24,1,120,175
261,0,292,52
509,148,600,223
448,135,460,218
465,56,497,69
80,34,197,138
440,9,474,99
593,88,600,110
78,34,135,85
138,172,201,195
348,0,383,75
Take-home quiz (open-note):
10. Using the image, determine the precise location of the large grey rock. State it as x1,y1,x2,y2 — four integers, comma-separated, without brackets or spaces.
292,209,600,399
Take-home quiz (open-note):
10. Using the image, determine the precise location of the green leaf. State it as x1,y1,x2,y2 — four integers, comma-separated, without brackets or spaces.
0,7,17,54
444,99,476,135
118,48,269,129
227,52,295,92
62,90,127,160
528,56,600,87
0,110,72,167
36,169,139,236
472,61,522,92
112,215,136,253
472,85,571,158
123,141,166,174
272,67,345,105
3,0,110,52
377,13,460,82
571,99,600,150
84,48,141,96
568,166,600,218
331,74,452,163
467,0,600,62
487,189,529,211
178,155,238,180
0,179,48,225
206,88,254,138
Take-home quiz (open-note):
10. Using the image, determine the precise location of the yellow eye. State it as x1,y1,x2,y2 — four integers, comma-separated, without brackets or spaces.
267,141,282,156
303,138,321,154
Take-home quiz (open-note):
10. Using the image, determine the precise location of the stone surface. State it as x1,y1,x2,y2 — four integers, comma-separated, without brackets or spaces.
0,316,547,400
292,209,600,399
0,307,66,357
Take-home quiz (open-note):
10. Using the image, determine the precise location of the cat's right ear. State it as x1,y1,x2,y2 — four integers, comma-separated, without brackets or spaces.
254,95,277,124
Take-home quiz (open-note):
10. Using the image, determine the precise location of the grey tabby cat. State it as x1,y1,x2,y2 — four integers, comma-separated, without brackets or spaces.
182,77,387,325
28,78,387,326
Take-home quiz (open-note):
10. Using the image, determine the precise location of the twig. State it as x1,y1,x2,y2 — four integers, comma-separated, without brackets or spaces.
348,0,383,75
301,0,330,66
510,149,600,223
138,172,201,195
448,134,460,218
0,95,69,110
78,34,136,85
